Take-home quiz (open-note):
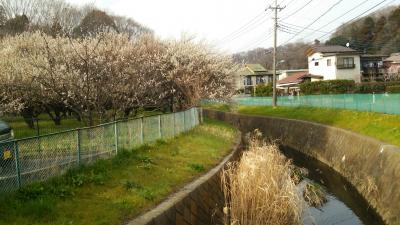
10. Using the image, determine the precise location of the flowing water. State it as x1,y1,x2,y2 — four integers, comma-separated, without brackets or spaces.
281,146,385,225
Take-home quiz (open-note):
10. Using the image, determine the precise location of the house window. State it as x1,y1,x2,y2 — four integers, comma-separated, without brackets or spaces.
327,59,332,66
315,62,319,66
256,76,265,84
338,57,355,69
243,76,252,86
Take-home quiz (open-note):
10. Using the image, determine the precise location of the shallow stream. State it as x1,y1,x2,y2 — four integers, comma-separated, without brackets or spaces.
281,147,385,225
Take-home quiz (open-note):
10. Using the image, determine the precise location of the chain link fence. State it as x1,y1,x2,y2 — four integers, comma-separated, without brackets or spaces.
234,93,400,115
0,108,202,193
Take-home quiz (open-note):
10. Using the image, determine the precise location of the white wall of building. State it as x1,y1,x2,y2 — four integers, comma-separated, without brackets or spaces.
308,53,361,82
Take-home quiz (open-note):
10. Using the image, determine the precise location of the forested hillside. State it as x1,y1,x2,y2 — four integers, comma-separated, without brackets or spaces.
0,0,153,38
327,5,400,54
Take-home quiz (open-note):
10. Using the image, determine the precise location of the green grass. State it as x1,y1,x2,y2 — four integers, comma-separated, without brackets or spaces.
237,106,400,147
2,110,165,139
200,102,233,112
0,119,237,225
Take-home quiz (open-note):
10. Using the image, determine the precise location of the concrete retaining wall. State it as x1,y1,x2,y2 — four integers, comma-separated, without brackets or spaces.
127,134,242,225
203,109,400,225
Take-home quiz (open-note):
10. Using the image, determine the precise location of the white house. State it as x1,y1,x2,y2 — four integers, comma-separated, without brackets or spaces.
306,45,361,83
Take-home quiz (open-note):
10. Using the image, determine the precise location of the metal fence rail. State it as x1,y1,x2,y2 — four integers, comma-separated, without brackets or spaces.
0,108,201,193
234,93,400,115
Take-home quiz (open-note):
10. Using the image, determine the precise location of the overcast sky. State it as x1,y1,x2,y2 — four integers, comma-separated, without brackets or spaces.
66,0,399,53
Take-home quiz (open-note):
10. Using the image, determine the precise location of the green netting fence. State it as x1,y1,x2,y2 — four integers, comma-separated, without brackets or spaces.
234,93,400,115
0,108,202,193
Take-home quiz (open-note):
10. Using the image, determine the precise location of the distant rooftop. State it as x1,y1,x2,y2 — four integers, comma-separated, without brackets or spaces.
384,53,400,63
246,64,267,73
238,64,273,76
307,45,357,56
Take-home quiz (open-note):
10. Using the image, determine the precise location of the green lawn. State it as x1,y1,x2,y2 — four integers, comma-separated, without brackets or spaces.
237,106,400,147
0,119,237,225
2,110,163,139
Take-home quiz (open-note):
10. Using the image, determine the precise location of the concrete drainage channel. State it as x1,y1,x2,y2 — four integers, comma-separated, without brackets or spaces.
203,109,400,225
127,133,242,225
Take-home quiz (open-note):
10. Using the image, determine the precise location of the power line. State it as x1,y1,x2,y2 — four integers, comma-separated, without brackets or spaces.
218,0,287,46
218,11,266,43
236,32,274,52
280,22,330,34
317,0,393,41
313,0,373,34
282,0,345,45
280,0,314,21
221,16,270,44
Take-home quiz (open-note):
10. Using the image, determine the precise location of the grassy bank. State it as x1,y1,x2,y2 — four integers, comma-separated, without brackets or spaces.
237,106,400,147
0,119,237,225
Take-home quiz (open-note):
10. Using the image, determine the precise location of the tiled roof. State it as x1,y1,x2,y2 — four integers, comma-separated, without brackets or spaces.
278,71,309,85
384,53,400,63
307,45,357,56
238,64,270,76
246,64,267,72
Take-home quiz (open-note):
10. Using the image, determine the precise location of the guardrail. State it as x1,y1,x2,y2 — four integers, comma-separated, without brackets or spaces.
234,93,400,115
0,108,201,193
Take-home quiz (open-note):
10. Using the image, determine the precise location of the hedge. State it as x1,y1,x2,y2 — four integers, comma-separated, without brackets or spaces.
387,85,400,93
300,80,400,95
253,83,273,97
300,80,355,95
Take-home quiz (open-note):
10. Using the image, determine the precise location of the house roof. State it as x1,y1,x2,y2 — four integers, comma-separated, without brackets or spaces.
238,64,272,76
384,53,400,63
246,64,267,72
306,45,357,56
278,71,309,85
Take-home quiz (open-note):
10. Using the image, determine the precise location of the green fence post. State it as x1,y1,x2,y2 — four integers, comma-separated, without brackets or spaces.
183,111,186,131
173,113,176,136
114,121,119,154
13,141,21,188
77,129,81,166
158,115,162,139
200,108,203,124
140,117,144,144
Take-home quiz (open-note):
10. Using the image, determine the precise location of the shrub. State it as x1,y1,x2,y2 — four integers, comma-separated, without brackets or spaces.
354,82,386,93
300,80,355,95
386,85,400,93
253,83,273,97
303,183,327,208
189,163,205,172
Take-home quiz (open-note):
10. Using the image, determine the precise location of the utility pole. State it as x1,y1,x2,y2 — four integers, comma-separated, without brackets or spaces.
269,0,284,107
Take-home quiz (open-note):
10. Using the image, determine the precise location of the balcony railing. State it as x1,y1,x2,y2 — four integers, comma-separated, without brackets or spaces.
337,64,355,69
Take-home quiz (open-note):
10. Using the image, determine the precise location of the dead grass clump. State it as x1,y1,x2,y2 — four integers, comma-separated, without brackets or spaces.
303,183,327,208
290,166,309,185
222,130,304,225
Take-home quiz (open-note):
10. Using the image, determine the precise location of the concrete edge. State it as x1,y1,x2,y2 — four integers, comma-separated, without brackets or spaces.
220,110,399,150
126,132,242,225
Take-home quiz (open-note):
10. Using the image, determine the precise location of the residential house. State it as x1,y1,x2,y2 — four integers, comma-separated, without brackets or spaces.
235,64,280,94
360,54,388,82
279,69,309,80
277,71,322,95
384,53,400,80
306,45,361,83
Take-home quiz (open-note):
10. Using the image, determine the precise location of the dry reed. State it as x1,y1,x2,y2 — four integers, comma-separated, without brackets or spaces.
221,130,304,225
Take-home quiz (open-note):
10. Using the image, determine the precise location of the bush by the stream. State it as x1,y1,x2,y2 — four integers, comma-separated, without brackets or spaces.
300,80,400,95
386,85,400,93
253,83,273,97
300,80,356,95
